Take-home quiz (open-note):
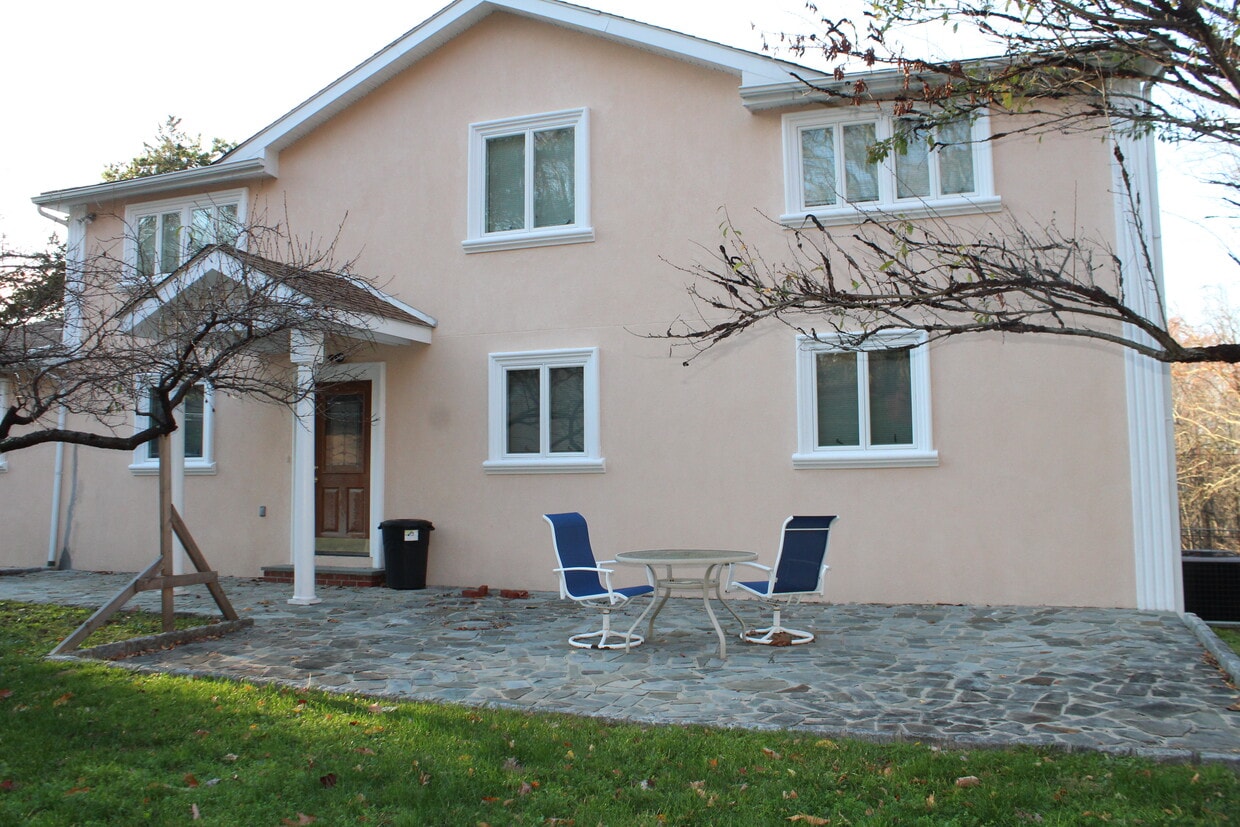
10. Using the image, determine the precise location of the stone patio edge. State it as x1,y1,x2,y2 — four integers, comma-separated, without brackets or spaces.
1183,612,1240,688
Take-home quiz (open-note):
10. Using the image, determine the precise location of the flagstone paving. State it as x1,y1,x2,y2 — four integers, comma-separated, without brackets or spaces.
2,570,1238,764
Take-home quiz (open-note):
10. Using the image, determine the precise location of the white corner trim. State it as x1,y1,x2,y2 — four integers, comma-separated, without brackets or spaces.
1111,112,1181,612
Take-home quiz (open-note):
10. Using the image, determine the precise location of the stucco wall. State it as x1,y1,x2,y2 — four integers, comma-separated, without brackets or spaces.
3,11,1141,606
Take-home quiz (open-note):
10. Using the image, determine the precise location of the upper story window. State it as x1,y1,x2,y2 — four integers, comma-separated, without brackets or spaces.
464,109,593,254
126,190,246,282
130,380,216,475
484,348,604,474
782,109,998,227
794,331,937,469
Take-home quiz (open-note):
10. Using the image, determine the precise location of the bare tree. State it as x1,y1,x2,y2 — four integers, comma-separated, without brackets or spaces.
664,0,1239,362
1173,311,1240,550
2,218,378,456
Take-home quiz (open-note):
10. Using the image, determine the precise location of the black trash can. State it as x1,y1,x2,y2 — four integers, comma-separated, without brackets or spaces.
380,519,435,590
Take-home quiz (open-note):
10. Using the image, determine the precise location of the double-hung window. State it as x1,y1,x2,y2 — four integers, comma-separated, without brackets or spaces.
127,190,245,283
794,331,937,468
465,109,592,253
783,109,998,227
485,348,603,474
130,380,216,474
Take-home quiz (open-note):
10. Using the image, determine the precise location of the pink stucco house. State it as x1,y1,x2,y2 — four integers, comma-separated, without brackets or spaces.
5,0,1179,611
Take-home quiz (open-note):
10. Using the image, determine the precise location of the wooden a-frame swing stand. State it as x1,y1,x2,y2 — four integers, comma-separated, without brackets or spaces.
50,433,240,655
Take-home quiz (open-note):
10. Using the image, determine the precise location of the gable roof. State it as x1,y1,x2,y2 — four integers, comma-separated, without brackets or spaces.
33,0,824,212
125,245,435,348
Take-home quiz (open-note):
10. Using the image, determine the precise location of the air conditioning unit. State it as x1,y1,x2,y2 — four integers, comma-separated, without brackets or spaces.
1182,550,1240,623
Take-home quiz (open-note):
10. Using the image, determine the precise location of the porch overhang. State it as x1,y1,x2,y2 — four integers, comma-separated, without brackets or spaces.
123,245,436,348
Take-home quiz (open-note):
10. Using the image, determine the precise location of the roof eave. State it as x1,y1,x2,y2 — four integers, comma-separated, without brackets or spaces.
31,157,275,213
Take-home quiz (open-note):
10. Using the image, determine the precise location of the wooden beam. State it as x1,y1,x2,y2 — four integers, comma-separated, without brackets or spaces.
135,572,220,592
171,507,240,622
50,556,164,655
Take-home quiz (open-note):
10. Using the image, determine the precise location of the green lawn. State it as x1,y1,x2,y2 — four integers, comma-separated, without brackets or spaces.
1,601,1237,826
1212,626,1240,658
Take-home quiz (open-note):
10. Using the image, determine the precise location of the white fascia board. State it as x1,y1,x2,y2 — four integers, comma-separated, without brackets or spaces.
365,316,434,346
226,0,806,162
31,158,272,213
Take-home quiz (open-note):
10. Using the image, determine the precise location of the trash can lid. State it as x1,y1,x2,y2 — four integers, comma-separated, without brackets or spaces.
379,518,435,530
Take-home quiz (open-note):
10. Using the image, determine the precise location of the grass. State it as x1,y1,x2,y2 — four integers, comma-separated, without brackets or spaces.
1211,625,1240,659
0,601,1237,826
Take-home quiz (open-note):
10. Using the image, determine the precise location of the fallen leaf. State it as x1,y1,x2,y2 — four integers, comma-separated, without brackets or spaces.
222,754,239,763
762,747,783,760
518,781,533,796
0,780,16,791
787,816,830,825
64,786,90,796
319,773,338,788
53,693,73,707
0,689,13,699
502,757,524,772
926,793,935,808
783,790,799,799
184,773,199,788
354,748,376,756
956,776,981,788
195,729,210,737
191,803,201,820
280,814,316,826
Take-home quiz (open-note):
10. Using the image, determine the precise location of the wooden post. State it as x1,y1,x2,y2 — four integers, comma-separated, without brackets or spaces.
158,433,175,632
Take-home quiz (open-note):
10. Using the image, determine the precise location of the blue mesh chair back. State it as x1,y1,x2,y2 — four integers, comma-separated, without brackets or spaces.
546,512,605,598
771,515,837,595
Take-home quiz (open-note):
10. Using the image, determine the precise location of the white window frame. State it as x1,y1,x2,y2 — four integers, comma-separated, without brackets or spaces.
129,379,217,475
781,109,999,228
794,331,938,469
124,189,247,284
484,348,604,474
464,108,593,254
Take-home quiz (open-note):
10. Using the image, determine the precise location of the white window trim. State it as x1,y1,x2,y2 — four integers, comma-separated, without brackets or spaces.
780,109,999,228
129,380,217,475
793,331,938,469
463,108,593,254
123,189,248,283
484,347,604,474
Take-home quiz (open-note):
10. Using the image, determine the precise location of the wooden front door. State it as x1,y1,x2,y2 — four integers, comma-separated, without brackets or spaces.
315,381,371,555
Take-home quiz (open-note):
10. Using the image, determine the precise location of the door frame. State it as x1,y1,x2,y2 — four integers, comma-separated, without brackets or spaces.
313,361,386,566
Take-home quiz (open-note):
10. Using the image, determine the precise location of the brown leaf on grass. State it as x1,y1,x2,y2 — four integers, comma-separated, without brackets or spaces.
191,803,201,820
64,787,90,796
184,773,199,788
762,747,782,760
319,773,338,788
194,729,210,737
502,757,524,773
0,689,13,699
354,748,376,756
787,816,830,824
0,780,17,791
783,790,799,799
280,814,316,826
518,781,533,796
926,793,935,808
956,776,981,788
53,693,73,707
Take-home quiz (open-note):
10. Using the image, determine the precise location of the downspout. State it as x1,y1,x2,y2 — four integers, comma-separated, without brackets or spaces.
38,206,71,568
47,405,67,567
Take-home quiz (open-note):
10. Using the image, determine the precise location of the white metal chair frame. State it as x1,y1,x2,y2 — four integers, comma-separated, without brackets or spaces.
727,515,837,646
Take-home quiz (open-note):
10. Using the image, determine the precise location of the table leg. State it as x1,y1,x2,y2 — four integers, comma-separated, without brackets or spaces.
625,566,666,653
713,573,748,632
702,564,728,658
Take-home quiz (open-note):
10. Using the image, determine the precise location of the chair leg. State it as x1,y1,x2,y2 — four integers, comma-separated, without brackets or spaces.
741,607,815,646
569,607,644,650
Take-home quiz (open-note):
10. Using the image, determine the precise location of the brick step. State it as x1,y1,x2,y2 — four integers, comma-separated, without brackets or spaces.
261,565,385,588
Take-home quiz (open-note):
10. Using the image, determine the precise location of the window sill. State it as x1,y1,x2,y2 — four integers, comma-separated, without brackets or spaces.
781,195,1002,229
462,226,595,254
793,450,939,469
129,462,218,476
483,457,605,475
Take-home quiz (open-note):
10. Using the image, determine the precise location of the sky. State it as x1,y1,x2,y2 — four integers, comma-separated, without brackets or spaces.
1,0,1234,322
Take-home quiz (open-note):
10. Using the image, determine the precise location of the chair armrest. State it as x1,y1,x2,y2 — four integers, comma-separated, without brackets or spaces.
725,561,773,593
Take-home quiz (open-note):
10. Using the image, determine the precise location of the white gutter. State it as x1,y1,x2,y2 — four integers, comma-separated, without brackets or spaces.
31,157,274,213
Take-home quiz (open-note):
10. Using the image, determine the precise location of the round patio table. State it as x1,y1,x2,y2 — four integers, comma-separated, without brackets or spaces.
613,549,757,658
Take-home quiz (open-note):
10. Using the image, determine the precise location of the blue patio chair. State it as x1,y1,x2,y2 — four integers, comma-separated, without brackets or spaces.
726,515,838,645
544,512,655,649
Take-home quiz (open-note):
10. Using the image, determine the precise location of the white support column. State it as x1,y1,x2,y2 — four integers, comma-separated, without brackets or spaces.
289,331,324,606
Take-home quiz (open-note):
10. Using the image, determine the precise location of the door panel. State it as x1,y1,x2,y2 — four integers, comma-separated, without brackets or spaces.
315,381,371,552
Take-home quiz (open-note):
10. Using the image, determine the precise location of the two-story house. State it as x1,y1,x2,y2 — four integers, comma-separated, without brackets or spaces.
5,0,1179,611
